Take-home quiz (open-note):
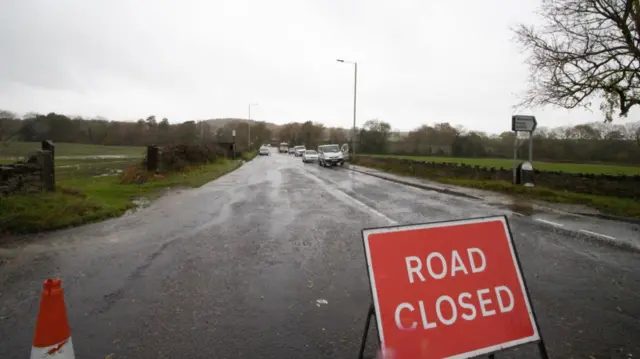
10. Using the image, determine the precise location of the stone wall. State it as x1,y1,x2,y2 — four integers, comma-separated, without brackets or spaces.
0,156,43,195
354,156,640,200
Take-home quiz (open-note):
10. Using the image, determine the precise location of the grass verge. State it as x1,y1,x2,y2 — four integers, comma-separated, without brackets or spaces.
439,178,640,219
353,159,640,220
0,160,242,234
242,151,257,161
366,154,640,176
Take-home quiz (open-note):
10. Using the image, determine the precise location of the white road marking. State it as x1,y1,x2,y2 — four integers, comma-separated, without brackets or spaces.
579,229,616,241
535,218,564,227
512,212,525,217
300,169,397,225
333,188,398,225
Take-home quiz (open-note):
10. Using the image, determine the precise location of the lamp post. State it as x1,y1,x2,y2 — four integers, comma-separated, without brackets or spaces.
337,59,357,157
248,103,258,150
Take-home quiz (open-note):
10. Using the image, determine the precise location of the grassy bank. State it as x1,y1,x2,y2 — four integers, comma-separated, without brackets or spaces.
366,154,640,176
353,158,640,219
242,151,257,161
440,178,640,219
0,160,243,234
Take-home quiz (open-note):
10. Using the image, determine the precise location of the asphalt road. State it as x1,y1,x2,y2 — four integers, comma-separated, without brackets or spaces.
1,149,639,358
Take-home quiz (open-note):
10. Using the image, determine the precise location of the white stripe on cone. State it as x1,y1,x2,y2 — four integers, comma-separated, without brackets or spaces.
31,337,75,359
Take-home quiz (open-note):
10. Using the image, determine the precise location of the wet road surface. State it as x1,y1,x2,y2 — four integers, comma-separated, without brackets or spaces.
1,149,639,358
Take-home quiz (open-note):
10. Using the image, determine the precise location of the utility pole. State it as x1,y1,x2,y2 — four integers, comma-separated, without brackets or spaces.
352,62,357,157
337,59,357,157
248,103,258,150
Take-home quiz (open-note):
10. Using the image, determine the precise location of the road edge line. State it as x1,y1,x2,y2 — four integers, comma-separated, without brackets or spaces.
344,166,481,200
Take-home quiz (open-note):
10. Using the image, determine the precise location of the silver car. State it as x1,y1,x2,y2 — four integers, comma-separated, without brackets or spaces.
294,146,306,157
302,150,318,163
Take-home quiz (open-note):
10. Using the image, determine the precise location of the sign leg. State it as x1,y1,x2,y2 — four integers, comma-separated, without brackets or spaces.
358,304,375,359
489,354,495,358
512,131,518,184
537,341,550,359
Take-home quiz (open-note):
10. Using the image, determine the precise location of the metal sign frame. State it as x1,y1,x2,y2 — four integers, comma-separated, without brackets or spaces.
512,115,537,184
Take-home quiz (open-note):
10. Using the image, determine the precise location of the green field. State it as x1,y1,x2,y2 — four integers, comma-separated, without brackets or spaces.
1,141,145,181
0,141,144,158
367,154,640,176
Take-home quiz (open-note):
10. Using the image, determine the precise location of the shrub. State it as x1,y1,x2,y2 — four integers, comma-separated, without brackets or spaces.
160,144,221,171
120,163,150,184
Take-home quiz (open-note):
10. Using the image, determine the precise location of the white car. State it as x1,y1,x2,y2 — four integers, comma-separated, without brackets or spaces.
302,150,318,163
259,146,270,156
318,144,348,167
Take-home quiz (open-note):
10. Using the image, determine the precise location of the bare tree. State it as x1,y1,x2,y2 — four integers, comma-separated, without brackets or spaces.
515,0,640,121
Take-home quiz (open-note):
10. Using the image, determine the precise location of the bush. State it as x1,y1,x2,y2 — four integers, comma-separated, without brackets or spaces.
120,163,150,184
160,144,223,171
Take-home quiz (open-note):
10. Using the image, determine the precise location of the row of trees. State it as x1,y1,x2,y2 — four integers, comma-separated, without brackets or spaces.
274,118,640,164
2,110,639,164
0,111,209,147
277,121,349,149
0,111,272,152
273,119,391,154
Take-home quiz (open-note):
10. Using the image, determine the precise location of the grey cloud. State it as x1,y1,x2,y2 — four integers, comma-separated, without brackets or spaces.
0,0,637,134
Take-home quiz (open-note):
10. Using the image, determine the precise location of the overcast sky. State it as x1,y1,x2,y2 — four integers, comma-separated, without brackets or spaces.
1,0,638,134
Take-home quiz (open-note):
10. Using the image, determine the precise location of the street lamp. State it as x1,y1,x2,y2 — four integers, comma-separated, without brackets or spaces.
248,103,258,149
337,59,357,157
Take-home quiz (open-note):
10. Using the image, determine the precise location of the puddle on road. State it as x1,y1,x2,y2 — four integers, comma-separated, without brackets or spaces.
124,197,151,215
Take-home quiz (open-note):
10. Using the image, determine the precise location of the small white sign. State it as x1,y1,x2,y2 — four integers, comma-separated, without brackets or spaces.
232,130,236,137
521,161,533,171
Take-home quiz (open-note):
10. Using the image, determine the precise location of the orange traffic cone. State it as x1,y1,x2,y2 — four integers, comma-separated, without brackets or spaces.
31,279,75,359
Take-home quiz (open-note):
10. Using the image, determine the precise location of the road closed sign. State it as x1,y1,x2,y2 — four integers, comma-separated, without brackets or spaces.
362,216,541,358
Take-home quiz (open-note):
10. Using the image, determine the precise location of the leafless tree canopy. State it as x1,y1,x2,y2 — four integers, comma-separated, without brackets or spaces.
515,0,640,121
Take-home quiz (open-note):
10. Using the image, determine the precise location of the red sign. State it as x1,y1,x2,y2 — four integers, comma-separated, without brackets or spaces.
362,216,540,359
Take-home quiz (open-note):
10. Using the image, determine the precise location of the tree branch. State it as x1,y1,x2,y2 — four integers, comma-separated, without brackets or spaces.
515,0,640,120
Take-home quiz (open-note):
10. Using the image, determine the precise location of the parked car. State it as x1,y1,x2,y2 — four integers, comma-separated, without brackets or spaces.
302,150,318,163
259,146,270,156
288,147,295,154
318,144,348,167
294,146,306,157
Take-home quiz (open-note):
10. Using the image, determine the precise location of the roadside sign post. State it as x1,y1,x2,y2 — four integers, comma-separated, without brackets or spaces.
360,216,549,359
511,115,537,185
513,134,518,185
